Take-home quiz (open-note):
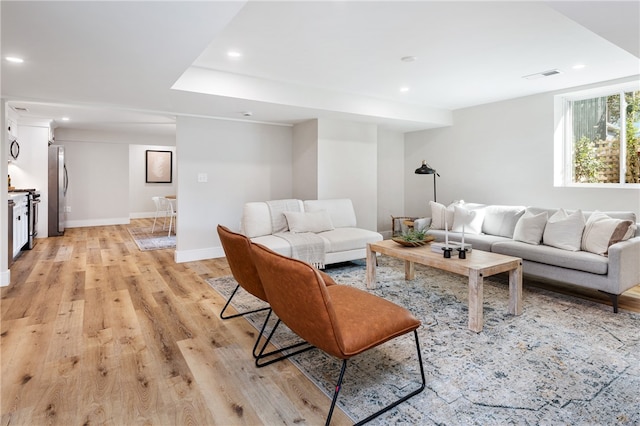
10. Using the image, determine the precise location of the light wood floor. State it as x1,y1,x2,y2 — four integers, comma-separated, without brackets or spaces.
2,220,639,425
1,219,351,425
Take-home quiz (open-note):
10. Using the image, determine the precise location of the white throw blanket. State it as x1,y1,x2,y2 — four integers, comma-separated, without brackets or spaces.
266,199,302,233
275,232,326,269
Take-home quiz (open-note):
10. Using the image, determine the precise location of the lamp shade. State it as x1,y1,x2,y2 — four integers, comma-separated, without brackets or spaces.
415,160,436,175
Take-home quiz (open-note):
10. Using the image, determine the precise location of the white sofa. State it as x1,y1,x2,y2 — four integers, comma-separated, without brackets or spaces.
418,202,640,312
240,198,382,266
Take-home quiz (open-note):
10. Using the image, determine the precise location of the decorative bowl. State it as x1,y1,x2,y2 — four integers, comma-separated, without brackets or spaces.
391,235,435,247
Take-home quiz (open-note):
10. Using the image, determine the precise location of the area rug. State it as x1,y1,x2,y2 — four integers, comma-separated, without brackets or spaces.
206,258,640,425
127,226,176,251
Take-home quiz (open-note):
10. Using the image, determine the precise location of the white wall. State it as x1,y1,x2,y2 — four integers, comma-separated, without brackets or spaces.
377,129,405,238
54,128,175,227
404,77,640,218
292,120,318,200
60,140,130,226
129,144,177,218
317,119,378,231
174,116,293,262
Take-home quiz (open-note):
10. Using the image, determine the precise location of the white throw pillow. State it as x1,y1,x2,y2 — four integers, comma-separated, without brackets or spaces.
451,205,485,234
513,210,548,245
542,209,585,251
429,201,458,230
482,205,526,238
283,210,335,234
581,211,636,255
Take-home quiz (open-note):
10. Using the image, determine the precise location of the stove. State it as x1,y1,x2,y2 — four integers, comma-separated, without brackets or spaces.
8,188,40,249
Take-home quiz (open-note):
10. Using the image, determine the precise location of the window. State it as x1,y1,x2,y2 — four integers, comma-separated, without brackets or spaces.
555,83,640,187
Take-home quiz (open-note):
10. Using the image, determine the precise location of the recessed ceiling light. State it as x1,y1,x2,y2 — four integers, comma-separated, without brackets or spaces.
5,56,24,63
572,64,586,70
61,117,70,121
400,87,410,93
227,51,242,58
401,56,417,62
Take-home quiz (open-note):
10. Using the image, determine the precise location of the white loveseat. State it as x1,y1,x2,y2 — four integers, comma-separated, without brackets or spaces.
240,198,382,266
418,201,640,312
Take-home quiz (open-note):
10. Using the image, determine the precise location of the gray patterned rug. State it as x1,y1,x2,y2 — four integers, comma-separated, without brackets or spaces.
127,226,176,251
206,257,640,425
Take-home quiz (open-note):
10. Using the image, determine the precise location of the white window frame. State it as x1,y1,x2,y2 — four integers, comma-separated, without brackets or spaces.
554,81,640,189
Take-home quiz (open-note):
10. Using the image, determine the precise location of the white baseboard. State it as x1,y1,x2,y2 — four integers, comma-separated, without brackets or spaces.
130,212,156,219
0,269,10,287
65,217,131,228
174,246,225,263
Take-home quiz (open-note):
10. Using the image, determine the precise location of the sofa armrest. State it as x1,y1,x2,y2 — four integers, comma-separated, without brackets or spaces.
413,217,432,232
607,236,640,294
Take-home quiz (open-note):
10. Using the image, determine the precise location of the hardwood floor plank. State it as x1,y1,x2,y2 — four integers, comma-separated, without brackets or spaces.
2,218,637,425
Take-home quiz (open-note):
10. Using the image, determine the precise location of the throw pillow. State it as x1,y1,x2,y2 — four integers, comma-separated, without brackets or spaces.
542,208,586,251
283,210,335,234
482,205,526,238
451,205,485,234
581,211,636,255
429,201,457,230
512,210,548,245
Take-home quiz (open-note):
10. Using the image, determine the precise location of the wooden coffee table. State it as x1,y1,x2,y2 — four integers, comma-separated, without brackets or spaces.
366,240,523,332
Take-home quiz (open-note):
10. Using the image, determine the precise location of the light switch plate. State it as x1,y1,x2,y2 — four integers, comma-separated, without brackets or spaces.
197,173,208,183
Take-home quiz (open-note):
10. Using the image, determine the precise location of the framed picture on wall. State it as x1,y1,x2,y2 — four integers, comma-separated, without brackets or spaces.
146,150,173,183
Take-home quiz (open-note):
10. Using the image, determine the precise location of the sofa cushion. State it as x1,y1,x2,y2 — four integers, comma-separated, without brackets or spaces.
451,205,485,234
304,199,357,228
242,202,274,238
316,227,382,253
251,234,295,257
267,199,303,233
482,205,526,238
581,211,636,256
284,210,335,234
513,210,548,245
491,241,608,275
543,208,585,251
429,201,459,230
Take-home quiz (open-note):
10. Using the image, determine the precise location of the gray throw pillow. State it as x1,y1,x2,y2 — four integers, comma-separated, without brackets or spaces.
513,210,548,245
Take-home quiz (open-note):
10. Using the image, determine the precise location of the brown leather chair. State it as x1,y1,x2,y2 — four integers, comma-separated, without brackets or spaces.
217,225,313,366
250,242,426,426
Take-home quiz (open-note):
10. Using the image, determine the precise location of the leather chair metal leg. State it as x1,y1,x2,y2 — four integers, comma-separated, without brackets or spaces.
254,315,315,368
219,284,270,320
325,330,426,426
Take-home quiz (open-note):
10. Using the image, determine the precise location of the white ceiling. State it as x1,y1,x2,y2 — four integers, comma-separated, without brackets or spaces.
2,1,639,135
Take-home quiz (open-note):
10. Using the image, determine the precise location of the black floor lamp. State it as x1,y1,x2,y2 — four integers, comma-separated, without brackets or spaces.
414,160,439,203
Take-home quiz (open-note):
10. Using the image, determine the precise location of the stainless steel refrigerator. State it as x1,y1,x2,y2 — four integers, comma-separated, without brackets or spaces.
48,145,67,236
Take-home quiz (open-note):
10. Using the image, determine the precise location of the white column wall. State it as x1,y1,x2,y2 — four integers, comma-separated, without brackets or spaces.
377,129,405,238
175,116,293,262
317,119,377,231
292,119,318,200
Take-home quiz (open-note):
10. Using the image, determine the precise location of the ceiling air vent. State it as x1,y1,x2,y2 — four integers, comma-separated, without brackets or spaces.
522,69,562,80
12,106,28,112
